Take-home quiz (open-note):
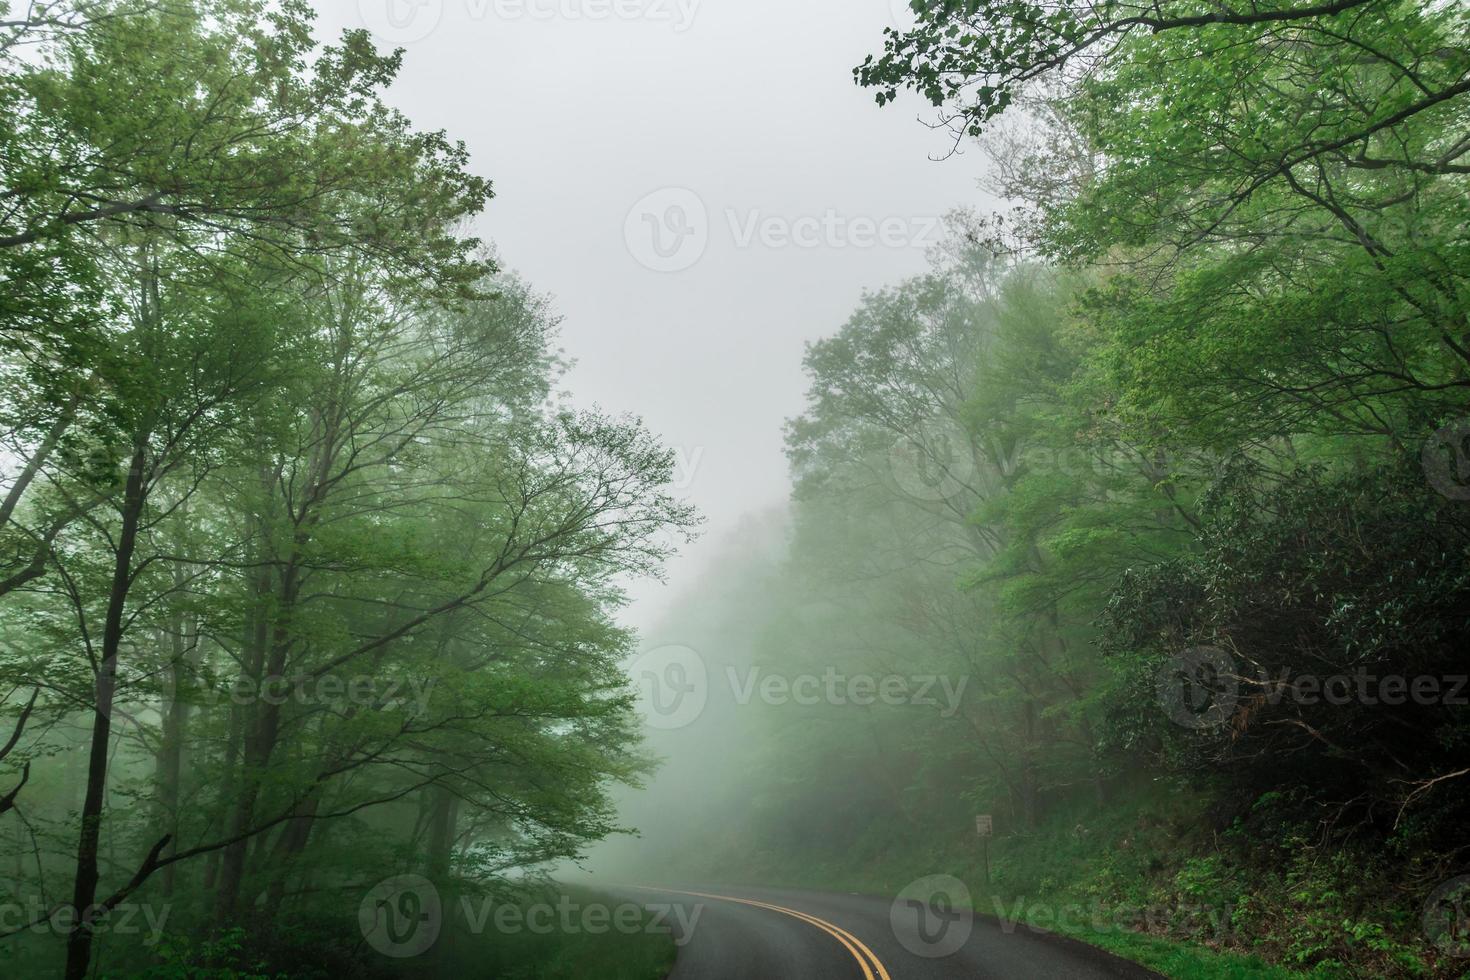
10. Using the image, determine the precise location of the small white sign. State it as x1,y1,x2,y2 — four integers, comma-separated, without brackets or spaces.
975,815,993,837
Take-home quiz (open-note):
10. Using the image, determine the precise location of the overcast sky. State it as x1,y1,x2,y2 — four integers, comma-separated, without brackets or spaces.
313,0,994,633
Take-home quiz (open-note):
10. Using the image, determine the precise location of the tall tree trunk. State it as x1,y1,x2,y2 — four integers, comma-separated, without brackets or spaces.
155,608,197,898
216,683,290,920
217,384,340,922
212,493,276,922
425,785,460,881
213,582,274,920
1018,698,1040,832
262,793,321,909
63,441,147,980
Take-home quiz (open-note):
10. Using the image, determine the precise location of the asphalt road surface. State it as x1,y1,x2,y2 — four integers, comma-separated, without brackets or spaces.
612,884,1167,980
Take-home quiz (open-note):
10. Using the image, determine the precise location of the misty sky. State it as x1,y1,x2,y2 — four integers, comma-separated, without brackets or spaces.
314,0,995,632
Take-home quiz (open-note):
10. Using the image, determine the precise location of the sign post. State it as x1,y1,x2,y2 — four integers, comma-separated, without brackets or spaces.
975,815,993,885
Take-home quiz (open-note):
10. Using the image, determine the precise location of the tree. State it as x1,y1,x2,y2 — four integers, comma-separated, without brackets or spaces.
0,0,490,284
0,6,699,977
0,0,496,620
862,0,1470,446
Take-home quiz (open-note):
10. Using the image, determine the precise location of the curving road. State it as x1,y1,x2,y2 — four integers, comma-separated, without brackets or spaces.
612,884,1167,980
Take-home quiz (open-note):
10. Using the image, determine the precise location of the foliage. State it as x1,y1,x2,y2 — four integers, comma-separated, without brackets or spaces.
0,4,696,978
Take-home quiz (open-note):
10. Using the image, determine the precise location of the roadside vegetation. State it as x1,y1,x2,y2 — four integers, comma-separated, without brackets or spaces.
378,884,677,980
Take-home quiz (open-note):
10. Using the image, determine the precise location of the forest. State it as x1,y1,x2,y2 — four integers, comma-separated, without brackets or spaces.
0,2,697,976
2,0,1469,978
606,0,1470,977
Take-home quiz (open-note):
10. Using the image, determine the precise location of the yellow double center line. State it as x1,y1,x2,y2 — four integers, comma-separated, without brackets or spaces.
644,886,892,980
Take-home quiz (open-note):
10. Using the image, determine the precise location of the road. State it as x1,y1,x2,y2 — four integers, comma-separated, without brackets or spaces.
614,884,1167,980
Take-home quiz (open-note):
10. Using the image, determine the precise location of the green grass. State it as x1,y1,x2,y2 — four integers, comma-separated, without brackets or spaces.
654,778,1455,978
986,906,1328,980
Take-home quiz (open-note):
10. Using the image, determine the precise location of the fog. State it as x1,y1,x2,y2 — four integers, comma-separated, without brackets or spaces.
313,0,995,635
